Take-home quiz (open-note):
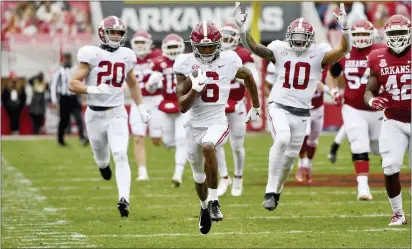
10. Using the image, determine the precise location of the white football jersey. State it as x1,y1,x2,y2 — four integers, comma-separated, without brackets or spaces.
77,46,136,107
267,40,331,109
173,50,242,127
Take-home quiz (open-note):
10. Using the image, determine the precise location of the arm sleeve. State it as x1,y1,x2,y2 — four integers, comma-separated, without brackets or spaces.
329,62,343,77
77,46,95,66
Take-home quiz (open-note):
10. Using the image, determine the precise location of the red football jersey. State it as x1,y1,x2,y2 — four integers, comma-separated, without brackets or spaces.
368,47,411,123
338,43,386,110
226,46,254,113
152,55,179,113
134,49,162,96
311,66,328,109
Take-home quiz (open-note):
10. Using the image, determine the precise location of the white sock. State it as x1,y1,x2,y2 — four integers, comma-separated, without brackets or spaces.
307,158,312,168
334,126,346,144
200,199,208,209
115,156,131,203
275,156,295,193
208,188,218,201
173,164,185,181
356,175,369,189
266,145,282,193
216,147,228,177
233,147,245,176
389,194,404,215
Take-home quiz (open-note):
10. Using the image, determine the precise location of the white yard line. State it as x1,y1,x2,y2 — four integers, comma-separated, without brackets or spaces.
82,227,409,238
1,158,97,248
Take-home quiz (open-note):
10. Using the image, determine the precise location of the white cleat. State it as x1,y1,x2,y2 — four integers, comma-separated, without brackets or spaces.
357,191,373,201
217,177,231,196
231,177,243,196
137,167,149,181
388,213,407,226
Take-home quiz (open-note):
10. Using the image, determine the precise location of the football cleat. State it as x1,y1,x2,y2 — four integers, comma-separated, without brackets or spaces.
295,164,305,183
99,165,112,180
262,192,280,211
388,213,407,226
231,177,243,196
117,198,129,217
328,143,339,164
305,167,312,184
208,200,223,221
171,179,181,188
357,191,373,201
217,176,232,196
198,208,212,234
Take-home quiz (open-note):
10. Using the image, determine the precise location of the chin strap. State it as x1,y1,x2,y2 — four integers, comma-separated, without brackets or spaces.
100,44,119,52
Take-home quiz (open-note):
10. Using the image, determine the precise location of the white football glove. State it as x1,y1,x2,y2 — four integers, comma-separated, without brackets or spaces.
234,2,247,33
246,107,260,123
333,3,349,30
137,104,151,123
87,83,111,95
145,71,163,94
189,68,207,93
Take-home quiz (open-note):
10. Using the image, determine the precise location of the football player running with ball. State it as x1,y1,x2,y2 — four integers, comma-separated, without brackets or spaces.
234,2,351,211
68,16,150,217
174,21,260,234
364,15,411,226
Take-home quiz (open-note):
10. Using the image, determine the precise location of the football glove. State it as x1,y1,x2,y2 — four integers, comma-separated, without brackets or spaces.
368,97,388,110
246,107,261,123
331,88,343,105
137,104,151,123
87,83,111,95
145,71,163,94
234,2,247,33
333,3,349,30
189,68,207,93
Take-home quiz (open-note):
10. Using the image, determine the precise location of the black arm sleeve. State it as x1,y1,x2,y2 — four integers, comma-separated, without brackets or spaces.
329,62,343,77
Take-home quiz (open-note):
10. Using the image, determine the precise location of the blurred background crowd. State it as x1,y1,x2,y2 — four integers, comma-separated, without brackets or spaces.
1,1,411,136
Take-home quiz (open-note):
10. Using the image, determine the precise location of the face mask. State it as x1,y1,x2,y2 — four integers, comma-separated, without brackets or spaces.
63,62,72,68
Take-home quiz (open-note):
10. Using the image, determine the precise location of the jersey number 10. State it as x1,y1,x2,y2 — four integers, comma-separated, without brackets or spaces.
282,61,310,90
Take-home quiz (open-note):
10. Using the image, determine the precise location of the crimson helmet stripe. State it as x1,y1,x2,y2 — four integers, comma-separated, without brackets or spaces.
203,20,208,38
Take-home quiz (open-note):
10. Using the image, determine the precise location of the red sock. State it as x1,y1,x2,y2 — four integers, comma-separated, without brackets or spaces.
354,161,369,175
299,136,309,158
306,144,317,160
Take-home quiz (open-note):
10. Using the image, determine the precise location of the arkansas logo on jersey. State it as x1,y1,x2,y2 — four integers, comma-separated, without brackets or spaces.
152,56,179,113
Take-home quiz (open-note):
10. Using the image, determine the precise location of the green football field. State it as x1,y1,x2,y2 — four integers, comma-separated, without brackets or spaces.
2,133,410,248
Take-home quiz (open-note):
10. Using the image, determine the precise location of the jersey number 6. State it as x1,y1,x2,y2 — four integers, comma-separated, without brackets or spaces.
201,71,220,103
97,61,126,87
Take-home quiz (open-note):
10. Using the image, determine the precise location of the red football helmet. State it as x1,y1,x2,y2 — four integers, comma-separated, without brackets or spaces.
351,20,374,49
190,21,222,63
220,23,240,51
162,34,185,61
384,15,411,54
285,18,315,55
98,16,127,49
131,30,153,58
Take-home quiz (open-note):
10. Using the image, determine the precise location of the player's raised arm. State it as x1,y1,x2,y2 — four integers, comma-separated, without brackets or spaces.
322,3,352,65
175,70,205,113
235,66,260,123
364,68,388,110
233,2,276,64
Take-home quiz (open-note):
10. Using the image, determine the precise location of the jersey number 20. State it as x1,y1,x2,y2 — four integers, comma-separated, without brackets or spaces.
282,61,310,90
97,61,126,87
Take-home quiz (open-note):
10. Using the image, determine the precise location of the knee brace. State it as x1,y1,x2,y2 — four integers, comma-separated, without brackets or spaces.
383,165,401,176
275,131,291,152
230,136,244,151
352,153,369,162
192,172,206,184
